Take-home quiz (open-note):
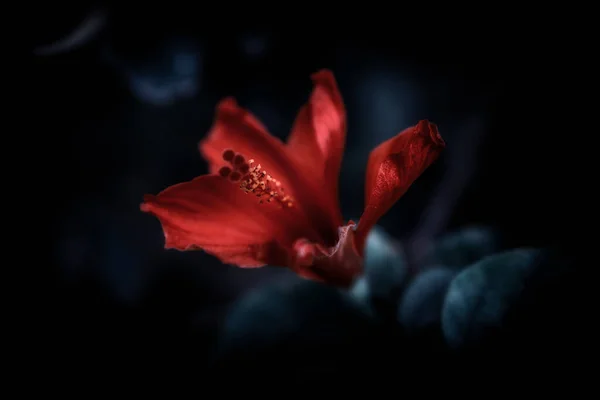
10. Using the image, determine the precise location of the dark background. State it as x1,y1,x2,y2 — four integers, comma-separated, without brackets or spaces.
28,3,588,383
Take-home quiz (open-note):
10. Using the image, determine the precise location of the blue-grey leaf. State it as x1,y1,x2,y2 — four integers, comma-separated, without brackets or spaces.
361,226,409,301
441,248,542,348
398,266,455,332
219,277,375,358
349,276,370,304
424,226,499,270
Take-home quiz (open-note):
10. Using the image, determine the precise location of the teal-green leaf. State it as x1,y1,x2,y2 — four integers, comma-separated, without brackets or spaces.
424,226,499,270
398,266,455,332
441,248,542,348
220,277,374,356
360,226,409,301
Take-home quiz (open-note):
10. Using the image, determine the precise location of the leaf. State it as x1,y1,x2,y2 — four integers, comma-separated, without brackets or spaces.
219,277,377,368
398,267,455,332
441,248,542,348
351,226,408,304
424,226,499,270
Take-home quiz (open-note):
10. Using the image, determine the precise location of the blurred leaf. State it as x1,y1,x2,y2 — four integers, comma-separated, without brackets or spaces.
219,278,376,360
398,267,455,332
358,226,408,301
441,248,542,348
424,226,499,269
349,276,370,303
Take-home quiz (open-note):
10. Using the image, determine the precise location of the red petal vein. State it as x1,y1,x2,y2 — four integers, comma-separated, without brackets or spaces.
355,120,445,254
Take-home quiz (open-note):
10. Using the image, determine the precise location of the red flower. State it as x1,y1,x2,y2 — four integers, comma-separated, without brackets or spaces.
141,70,445,288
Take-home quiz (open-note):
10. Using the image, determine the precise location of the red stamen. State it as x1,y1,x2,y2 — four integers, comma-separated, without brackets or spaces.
239,158,294,208
218,150,295,208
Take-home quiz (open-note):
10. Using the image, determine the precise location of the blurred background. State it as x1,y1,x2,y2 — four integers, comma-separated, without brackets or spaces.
29,3,588,383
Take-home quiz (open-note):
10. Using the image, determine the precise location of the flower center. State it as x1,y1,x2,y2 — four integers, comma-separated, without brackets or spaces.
218,149,294,208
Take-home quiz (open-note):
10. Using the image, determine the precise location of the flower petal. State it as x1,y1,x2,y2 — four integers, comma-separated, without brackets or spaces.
199,97,339,245
355,120,445,254
292,222,363,288
140,175,299,267
199,98,277,175
286,69,346,226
